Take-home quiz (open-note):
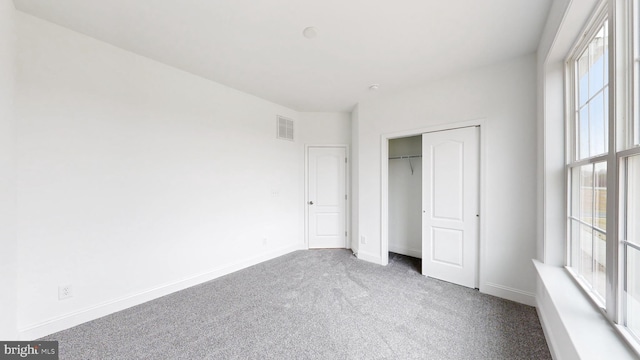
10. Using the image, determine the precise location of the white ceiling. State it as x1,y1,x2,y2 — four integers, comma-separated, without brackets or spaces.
13,0,552,112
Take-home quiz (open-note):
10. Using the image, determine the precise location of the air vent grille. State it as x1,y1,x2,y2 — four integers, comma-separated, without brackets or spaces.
277,116,294,141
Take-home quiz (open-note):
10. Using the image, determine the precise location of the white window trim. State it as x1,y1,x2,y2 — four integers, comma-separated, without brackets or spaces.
538,0,640,356
563,0,640,353
564,2,610,309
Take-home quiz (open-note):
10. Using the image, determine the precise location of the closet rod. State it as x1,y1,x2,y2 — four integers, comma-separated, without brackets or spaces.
388,155,422,160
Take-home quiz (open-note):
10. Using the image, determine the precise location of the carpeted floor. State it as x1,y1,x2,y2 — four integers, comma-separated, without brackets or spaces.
41,249,551,359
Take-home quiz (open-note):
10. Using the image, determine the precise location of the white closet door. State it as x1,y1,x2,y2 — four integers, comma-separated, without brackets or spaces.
422,127,479,288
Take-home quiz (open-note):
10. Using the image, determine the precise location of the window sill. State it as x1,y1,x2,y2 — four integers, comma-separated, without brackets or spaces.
533,260,638,359
563,266,606,309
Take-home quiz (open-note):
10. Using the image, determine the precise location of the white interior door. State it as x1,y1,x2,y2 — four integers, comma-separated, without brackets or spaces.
308,147,347,249
422,127,479,288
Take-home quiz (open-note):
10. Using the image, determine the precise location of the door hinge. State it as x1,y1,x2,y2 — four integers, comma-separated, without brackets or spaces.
345,194,347,200
345,231,347,237
345,158,347,163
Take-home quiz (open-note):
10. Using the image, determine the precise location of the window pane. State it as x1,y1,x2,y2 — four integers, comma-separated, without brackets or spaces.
627,155,640,246
594,162,607,231
626,247,640,338
589,26,606,99
590,91,606,156
594,161,607,300
575,21,609,160
579,107,590,159
578,52,590,106
570,220,582,268
571,167,581,218
604,87,609,151
580,224,594,287
604,22,609,85
595,230,606,298
580,165,594,225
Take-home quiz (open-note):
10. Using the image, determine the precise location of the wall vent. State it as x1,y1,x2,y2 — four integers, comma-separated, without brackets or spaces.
277,116,294,141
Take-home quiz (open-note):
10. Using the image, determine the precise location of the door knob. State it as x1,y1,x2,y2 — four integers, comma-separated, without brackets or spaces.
309,201,314,205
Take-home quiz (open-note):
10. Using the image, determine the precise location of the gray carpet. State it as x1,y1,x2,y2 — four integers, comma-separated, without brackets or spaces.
41,250,551,359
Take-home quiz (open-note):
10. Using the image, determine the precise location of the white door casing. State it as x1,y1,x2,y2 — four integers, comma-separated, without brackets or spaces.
422,127,479,288
308,147,347,249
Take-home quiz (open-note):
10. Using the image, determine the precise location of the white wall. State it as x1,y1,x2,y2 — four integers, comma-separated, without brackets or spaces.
388,136,421,258
354,54,538,304
536,0,578,266
13,12,333,339
298,112,351,145
0,0,18,340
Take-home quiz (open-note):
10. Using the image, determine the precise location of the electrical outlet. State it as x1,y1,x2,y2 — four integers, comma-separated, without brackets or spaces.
262,238,268,246
360,235,367,244
58,284,73,300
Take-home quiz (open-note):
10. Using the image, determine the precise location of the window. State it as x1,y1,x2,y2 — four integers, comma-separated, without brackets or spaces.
566,0,640,348
568,18,609,303
576,22,609,160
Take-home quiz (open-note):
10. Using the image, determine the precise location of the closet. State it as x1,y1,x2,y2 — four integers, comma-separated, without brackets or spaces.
388,135,422,258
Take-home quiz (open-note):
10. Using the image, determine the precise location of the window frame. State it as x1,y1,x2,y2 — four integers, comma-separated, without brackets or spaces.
564,0,640,352
565,6,610,308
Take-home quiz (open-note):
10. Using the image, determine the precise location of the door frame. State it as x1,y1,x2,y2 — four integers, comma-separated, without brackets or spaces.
305,144,350,249
380,119,486,289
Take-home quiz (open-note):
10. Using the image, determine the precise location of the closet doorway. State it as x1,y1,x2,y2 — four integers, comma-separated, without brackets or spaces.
388,136,423,260
383,123,483,290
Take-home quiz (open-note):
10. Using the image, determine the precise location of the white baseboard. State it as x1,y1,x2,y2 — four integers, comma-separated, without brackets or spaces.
18,244,301,340
482,282,536,306
356,250,381,264
388,245,421,259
